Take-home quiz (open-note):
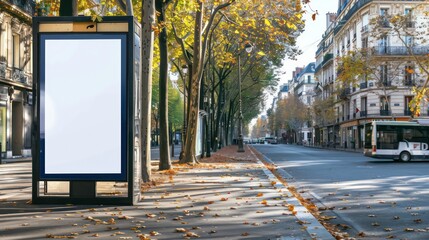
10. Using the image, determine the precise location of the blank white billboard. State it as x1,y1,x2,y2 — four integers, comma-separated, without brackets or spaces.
41,35,125,178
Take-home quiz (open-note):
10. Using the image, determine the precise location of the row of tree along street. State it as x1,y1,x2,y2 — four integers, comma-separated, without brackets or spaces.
38,0,309,182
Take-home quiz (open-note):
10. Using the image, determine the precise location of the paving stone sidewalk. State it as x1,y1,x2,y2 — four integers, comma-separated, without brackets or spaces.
0,145,330,240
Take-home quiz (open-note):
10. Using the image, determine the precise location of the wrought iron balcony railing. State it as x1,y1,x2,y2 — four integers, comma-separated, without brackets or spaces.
373,46,429,56
380,110,391,116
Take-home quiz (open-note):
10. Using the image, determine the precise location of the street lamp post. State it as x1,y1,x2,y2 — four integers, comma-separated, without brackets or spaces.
180,65,188,156
205,96,211,157
237,42,253,152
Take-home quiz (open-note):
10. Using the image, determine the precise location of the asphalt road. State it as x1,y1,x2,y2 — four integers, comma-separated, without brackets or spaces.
252,144,429,239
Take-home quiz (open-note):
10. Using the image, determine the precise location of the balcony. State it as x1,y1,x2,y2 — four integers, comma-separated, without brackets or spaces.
322,53,334,67
0,62,6,78
380,110,391,116
12,67,27,83
404,80,414,86
360,82,367,89
5,0,34,16
373,46,429,56
361,25,369,33
335,0,373,35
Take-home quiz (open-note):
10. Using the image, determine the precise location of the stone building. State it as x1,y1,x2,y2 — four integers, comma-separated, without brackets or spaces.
0,0,34,158
314,0,429,149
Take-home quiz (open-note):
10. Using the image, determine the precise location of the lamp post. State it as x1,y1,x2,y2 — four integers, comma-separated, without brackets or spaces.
181,65,188,155
205,96,211,157
237,42,253,152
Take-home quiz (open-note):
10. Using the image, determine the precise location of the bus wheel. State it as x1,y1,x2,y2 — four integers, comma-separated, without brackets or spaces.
399,151,411,162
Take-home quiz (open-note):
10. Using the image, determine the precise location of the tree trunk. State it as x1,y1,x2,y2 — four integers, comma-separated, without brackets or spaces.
180,1,204,164
156,0,171,170
140,0,155,182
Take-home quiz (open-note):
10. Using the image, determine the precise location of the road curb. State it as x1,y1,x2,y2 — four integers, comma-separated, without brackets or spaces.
248,146,335,240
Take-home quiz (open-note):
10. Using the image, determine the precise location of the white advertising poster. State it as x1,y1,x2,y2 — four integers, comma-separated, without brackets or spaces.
41,35,126,179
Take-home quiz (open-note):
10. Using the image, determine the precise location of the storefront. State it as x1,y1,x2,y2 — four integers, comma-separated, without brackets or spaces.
0,85,32,158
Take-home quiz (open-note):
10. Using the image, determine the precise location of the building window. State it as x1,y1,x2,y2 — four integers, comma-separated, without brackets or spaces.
0,102,6,152
405,96,413,115
380,96,390,115
362,37,368,49
361,97,367,117
307,75,311,83
405,66,414,86
404,35,413,46
380,65,388,84
13,35,20,68
378,35,388,53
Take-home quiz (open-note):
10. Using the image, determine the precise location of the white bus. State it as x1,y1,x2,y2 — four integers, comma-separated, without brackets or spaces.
364,120,429,161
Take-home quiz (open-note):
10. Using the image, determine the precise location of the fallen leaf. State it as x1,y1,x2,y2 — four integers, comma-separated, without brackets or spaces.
118,215,133,220
184,232,200,238
371,222,380,226
220,198,228,201
91,233,99,237
296,220,310,225
108,218,116,224
368,214,376,218
257,193,263,197
405,228,414,232
414,219,423,223
384,228,393,232
241,232,249,236
358,232,366,237
150,231,160,236
175,228,187,233
393,216,400,220
146,214,156,218
260,200,268,205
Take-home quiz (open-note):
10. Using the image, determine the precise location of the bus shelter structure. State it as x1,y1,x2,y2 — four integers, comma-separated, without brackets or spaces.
32,16,142,205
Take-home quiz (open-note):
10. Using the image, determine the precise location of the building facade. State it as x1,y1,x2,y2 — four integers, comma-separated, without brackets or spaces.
0,1,34,158
314,0,429,149
294,63,316,145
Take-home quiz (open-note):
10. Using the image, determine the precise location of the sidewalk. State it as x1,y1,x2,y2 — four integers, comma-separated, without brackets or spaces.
0,145,333,239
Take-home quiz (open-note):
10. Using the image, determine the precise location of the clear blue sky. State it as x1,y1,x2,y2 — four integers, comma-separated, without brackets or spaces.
251,1,339,130
270,1,339,105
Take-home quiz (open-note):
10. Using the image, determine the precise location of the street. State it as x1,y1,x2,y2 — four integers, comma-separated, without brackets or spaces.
252,144,429,239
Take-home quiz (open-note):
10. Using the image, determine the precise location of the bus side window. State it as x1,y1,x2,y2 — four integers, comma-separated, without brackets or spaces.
403,128,412,141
